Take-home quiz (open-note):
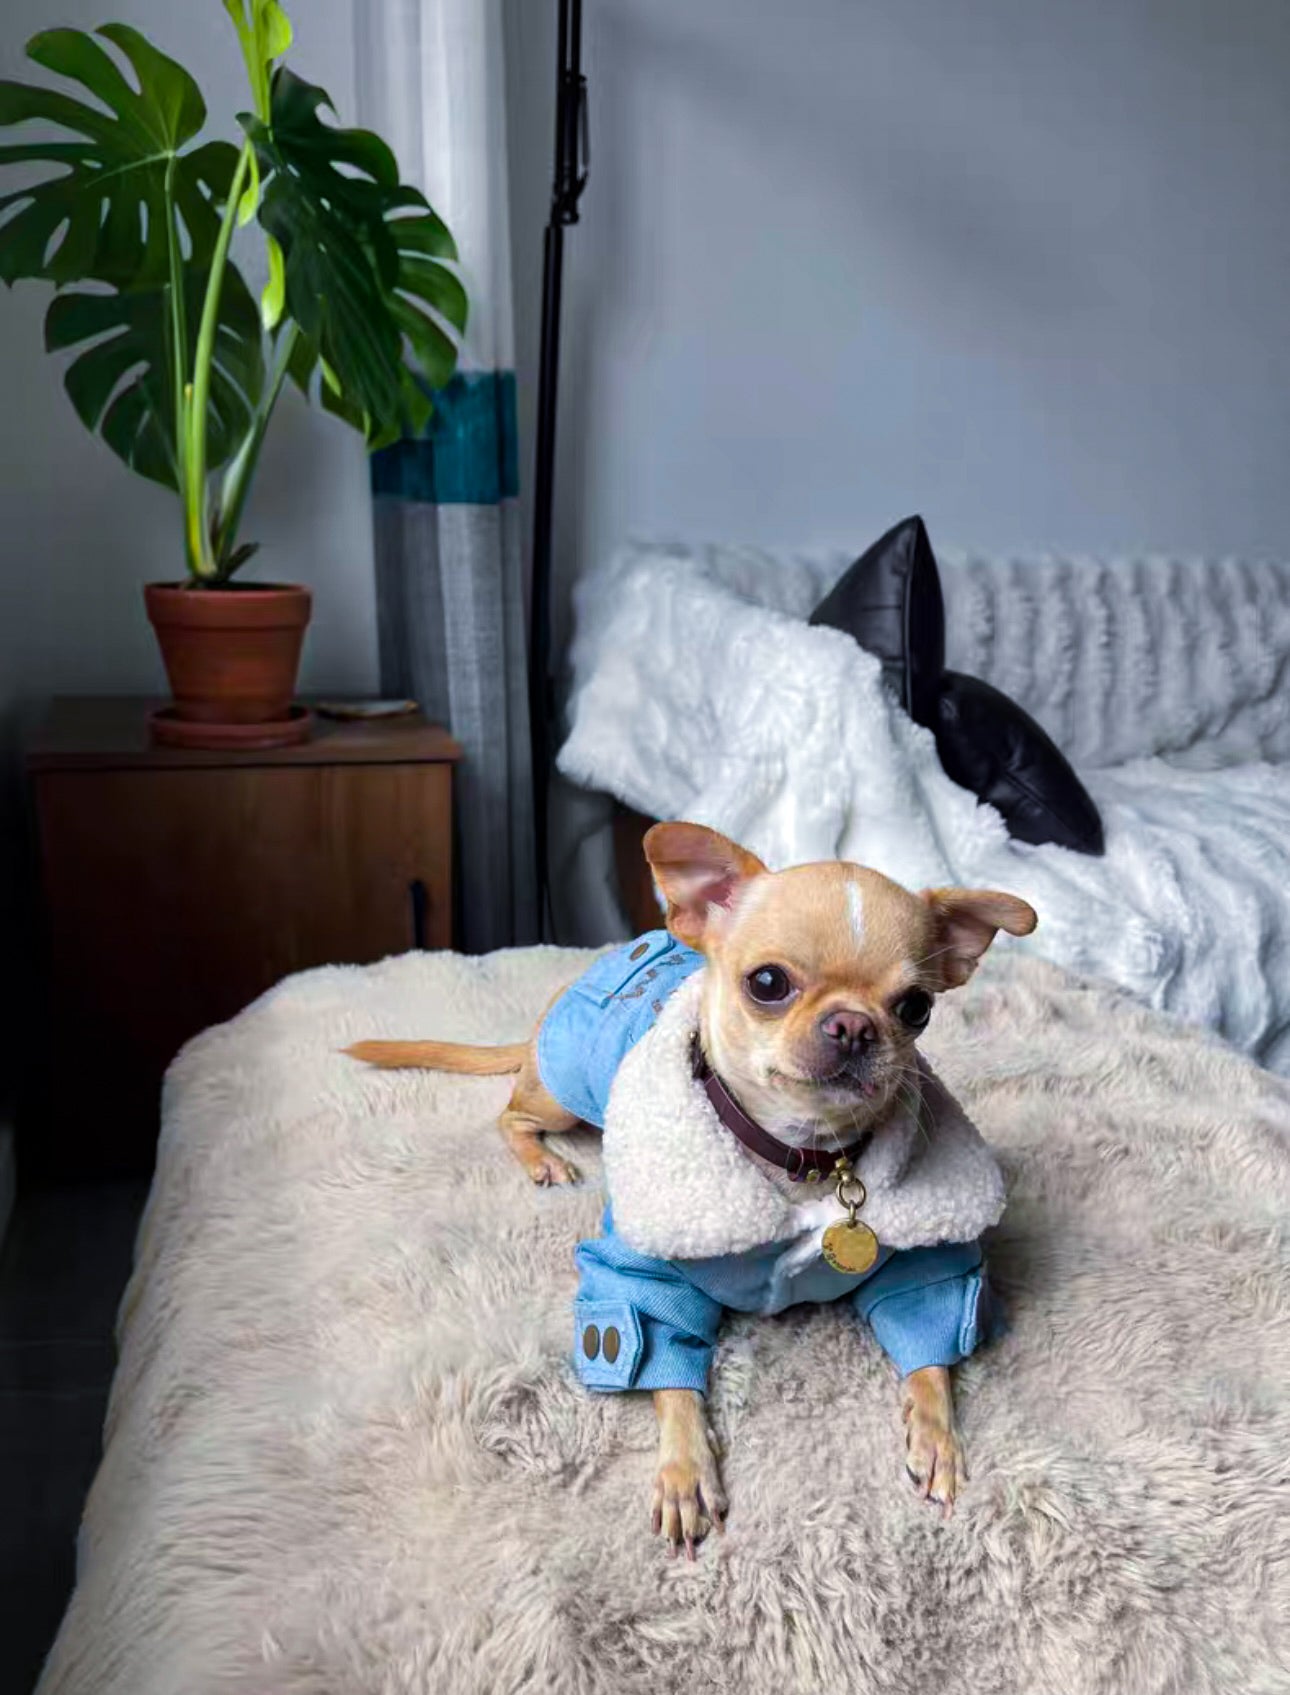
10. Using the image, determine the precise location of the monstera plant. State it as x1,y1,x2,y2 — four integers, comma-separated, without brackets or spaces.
0,3,465,745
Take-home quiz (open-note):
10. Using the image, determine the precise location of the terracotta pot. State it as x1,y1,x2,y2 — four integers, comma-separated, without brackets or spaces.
145,582,312,727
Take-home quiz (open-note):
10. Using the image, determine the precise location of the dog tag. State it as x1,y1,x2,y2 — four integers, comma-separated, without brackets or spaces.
822,1218,880,1275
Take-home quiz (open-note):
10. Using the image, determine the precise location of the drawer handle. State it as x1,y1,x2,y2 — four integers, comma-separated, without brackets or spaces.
409,879,429,950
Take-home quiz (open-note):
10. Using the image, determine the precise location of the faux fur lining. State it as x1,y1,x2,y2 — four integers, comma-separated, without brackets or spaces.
602,971,1006,1259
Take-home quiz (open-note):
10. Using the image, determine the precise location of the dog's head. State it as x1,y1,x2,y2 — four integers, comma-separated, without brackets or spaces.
644,822,1036,1140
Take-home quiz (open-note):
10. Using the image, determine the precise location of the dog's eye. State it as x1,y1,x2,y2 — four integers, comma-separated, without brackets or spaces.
892,989,933,1031
745,965,793,1005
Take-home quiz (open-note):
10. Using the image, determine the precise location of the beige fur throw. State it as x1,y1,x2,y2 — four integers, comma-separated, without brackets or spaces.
38,945,1290,1695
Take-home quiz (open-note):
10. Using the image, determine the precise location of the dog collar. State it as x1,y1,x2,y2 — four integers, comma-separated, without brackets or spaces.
691,1038,873,1182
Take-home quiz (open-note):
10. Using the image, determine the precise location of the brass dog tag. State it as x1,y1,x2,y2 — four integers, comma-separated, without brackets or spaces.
822,1218,880,1275
822,1157,879,1275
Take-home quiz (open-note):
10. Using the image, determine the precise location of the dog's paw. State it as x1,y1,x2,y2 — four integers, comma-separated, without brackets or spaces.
529,1152,579,1186
903,1400,966,1519
517,1147,579,1186
650,1435,727,1560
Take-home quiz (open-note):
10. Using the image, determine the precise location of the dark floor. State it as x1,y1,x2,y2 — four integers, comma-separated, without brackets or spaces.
0,1181,149,1695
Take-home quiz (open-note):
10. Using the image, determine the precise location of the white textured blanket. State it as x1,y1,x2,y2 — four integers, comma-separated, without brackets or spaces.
558,544,1290,1069
40,946,1290,1695
630,541,1290,769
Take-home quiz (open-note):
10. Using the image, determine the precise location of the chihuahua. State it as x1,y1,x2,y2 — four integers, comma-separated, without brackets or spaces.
349,823,1036,1554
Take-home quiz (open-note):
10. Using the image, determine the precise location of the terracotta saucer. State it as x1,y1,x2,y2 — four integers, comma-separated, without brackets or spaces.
149,704,313,751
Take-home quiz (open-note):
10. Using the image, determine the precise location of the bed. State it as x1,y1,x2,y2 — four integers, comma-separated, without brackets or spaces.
38,941,1290,1694
556,542,1290,1071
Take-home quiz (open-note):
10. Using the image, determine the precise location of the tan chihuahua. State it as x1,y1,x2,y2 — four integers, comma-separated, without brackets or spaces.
350,823,1036,1550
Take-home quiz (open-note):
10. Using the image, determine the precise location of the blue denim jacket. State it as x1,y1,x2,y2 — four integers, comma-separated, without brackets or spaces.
574,1210,993,1389
548,934,998,1392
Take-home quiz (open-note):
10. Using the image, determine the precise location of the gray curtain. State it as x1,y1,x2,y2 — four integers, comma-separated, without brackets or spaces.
358,0,537,952
372,456,536,952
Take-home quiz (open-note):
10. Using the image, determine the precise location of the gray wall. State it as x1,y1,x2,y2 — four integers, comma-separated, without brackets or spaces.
515,0,1290,652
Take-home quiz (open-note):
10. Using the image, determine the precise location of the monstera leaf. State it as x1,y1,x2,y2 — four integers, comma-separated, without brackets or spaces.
0,26,263,486
243,69,466,439
0,25,225,287
46,263,264,489
384,187,468,389
282,192,468,448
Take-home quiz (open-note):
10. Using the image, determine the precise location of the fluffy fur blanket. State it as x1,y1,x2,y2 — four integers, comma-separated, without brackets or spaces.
40,946,1290,1695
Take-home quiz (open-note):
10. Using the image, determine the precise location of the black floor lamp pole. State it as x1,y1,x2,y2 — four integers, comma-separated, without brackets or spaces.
529,0,588,938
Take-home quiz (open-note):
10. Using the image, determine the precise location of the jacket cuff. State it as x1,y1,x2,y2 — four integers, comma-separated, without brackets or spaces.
863,1268,993,1376
574,1300,643,1390
573,1300,714,1393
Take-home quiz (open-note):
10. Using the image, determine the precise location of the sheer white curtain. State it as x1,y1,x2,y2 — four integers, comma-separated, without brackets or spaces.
355,0,536,951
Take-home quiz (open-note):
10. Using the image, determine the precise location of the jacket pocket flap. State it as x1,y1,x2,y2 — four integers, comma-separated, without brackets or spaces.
568,931,681,1008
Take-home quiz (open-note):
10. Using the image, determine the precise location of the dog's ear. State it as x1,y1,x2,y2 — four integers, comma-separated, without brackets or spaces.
644,822,768,949
920,887,1037,988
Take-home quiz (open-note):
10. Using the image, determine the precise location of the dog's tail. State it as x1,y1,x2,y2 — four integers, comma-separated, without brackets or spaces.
345,1039,528,1075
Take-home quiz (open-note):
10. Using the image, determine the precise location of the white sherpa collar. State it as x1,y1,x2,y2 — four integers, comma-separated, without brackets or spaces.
602,971,1006,1260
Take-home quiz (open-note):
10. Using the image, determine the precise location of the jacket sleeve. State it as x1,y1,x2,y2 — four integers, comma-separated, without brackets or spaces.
851,1240,999,1376
573,1231,724,1393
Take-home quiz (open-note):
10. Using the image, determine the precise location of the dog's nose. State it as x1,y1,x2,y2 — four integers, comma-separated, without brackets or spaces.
819,1009,875,1051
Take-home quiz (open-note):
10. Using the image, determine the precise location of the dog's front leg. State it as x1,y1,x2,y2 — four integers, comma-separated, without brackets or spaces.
902,1365,966,1517
650,1389,727,1559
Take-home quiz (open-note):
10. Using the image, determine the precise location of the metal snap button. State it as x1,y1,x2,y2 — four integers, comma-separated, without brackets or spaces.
602,1326,621,1364
582,1324,600,1360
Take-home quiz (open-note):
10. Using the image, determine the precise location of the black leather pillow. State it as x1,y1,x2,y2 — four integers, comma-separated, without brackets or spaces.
809,515,944,724
809,515,1105,856
935,671,1105,854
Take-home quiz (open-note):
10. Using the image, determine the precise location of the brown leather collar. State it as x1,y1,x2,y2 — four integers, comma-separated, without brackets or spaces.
691,1039,872,1182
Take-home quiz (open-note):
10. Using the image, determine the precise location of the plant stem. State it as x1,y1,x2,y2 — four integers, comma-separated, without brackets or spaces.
214,319,300,575
184,140,253,583
164,154,189,519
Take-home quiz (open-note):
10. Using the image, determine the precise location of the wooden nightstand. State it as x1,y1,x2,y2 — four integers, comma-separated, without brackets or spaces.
26,698,461,1177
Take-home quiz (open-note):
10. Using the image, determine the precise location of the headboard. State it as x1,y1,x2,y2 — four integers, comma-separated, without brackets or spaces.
611,802,663,936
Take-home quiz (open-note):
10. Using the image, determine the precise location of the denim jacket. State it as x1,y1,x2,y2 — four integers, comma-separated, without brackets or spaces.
544,934,1005,1393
